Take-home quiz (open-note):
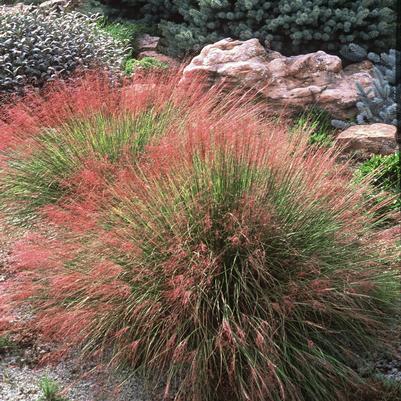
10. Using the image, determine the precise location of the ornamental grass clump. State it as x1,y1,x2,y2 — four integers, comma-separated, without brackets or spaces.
5,88,401,401
0,69,231,225
0,109,175,224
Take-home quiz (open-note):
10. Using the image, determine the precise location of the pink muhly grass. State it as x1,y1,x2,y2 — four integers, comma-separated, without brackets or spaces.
0,68,264,228
3,71,400,400
54,118,396,401
0,67,235,153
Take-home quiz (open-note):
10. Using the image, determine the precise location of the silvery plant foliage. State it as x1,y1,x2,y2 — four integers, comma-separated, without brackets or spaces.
332,47,399,129
0,7,129,93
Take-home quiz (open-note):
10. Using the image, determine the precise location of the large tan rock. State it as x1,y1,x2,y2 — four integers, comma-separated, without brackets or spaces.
181,38,373,119
335,123,397,156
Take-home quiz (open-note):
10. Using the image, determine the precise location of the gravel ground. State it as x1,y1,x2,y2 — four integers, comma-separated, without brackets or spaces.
0,353,150,401
0,224,154,401
375,345,401,382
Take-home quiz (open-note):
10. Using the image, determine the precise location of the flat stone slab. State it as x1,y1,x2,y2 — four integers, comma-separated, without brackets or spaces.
335,123,397,156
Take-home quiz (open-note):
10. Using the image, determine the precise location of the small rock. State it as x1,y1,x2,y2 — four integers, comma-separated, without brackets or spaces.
39,0,82,10
137,34,160,51
335,123,397,157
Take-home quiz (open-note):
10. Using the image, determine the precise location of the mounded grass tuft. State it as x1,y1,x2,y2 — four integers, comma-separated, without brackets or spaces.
0,69,233,225
124,57,169,75
0,108,176,224
38,377,68,401
4,75,400,401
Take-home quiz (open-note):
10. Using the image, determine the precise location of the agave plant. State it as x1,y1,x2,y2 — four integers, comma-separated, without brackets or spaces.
333,48,399,129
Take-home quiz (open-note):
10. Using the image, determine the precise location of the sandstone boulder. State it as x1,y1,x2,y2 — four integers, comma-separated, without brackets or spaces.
181,38,373,120
335,123,397,156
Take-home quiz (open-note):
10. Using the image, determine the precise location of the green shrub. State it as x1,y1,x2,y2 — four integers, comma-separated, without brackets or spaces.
124,56,168,74
114,0,396,57
98,19,148,52
0,0,46,4
98,19,164,76
0,0,115,15
355,152,401,213
0,7,129,94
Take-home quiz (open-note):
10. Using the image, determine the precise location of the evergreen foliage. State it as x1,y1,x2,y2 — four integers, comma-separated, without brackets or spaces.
354,68,398,126
340,43,368,63
114,0,396,57
124,56,168,74
76,0,116,16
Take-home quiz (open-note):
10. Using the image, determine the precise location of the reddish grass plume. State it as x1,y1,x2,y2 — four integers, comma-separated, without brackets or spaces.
1,70,400,401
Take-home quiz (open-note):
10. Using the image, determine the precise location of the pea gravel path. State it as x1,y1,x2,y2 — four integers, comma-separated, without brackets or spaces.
0,227,154,401
0,354,150,401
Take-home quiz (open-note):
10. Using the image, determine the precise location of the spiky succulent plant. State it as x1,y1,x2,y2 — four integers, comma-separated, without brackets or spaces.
332,48,399,129
0,6,129,94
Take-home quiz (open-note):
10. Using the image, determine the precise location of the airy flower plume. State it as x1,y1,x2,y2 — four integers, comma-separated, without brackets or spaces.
2,69,400,401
